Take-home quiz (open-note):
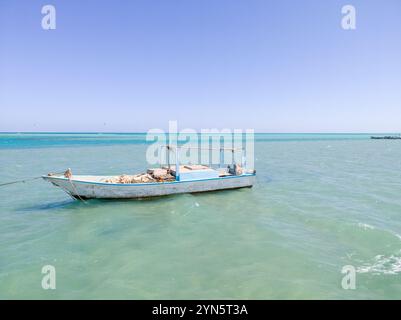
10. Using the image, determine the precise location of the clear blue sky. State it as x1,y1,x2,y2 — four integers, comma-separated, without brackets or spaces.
1,0,400,132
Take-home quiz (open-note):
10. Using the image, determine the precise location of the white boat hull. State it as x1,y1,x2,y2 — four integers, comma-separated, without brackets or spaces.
43,174,256,199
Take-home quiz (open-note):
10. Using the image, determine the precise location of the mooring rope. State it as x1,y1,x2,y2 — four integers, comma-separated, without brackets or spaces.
0,170,88,203
0,171,65,187
67,178,87,203
0,176,43,187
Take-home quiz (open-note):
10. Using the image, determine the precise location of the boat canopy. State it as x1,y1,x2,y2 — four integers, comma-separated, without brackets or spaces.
159,144,246,181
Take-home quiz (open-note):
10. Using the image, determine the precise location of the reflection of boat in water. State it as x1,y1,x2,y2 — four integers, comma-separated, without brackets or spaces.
371,135,401,140
43,145,256,200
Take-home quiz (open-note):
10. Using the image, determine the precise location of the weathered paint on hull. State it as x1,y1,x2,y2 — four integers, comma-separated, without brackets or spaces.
43,174,256,199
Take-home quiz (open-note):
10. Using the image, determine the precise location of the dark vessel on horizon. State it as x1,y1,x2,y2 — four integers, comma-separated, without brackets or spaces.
371,135,401,140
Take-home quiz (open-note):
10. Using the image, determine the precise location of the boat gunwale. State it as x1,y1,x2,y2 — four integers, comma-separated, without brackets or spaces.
42,173,256,187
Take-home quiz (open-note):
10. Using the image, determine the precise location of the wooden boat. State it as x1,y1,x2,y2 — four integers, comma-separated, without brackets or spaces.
43,146,256,200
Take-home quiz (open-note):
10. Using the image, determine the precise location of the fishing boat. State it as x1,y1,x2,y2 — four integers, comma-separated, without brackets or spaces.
371,135,401,140
43,146,256,200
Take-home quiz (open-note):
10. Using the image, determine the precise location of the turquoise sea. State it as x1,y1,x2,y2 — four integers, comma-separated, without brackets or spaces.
1,133,401,299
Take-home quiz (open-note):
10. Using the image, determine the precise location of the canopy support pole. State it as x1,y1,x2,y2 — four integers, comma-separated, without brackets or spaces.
175,147,180,181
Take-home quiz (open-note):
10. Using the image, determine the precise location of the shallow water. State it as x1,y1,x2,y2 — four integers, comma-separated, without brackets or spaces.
0,133,401,299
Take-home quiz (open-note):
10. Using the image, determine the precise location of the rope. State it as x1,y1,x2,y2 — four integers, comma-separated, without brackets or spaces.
0,176,43,187
0,171,65,187
67,178,87,203
0,169,87,203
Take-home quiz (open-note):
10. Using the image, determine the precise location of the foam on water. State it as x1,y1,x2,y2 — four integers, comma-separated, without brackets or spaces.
357,223,375,230
357,253,401,275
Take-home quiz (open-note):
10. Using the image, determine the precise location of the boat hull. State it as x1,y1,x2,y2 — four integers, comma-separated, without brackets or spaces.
43,174,256,199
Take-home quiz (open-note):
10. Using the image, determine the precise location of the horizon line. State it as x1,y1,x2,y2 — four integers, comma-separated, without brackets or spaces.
0,131,400,135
